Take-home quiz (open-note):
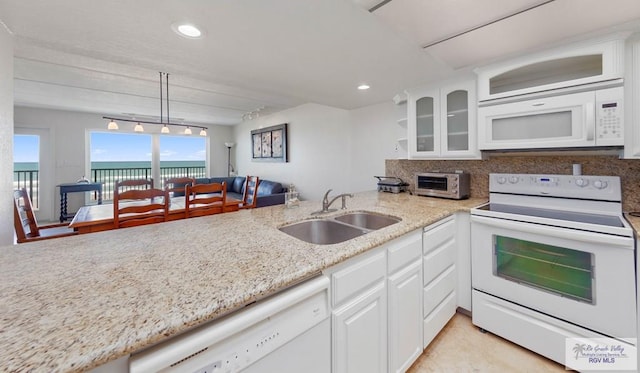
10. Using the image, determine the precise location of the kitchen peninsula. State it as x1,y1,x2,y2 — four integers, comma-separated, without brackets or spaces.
0,191,484,372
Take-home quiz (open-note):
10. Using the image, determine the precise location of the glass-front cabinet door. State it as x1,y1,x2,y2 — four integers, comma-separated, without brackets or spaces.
407,87,439,158
406,80,479,159
416,95,436,153
441,80,477,157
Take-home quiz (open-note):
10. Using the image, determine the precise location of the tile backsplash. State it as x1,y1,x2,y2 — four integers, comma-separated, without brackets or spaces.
386,155,640,212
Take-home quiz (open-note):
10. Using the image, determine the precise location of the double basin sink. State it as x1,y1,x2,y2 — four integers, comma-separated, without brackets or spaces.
279,211,401,245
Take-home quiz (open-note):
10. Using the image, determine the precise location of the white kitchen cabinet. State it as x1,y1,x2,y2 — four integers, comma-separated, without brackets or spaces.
422,216,457,348
325,222,460,372
328,249,387,373
455,212,471,312
387,230,423,373
625,35,640,158
394,93,409,159
476,38,625,102
333,282,387,373
406,80,479,159
388,259,422,373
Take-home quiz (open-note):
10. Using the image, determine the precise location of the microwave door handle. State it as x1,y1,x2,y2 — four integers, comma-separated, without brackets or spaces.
585,102,595,141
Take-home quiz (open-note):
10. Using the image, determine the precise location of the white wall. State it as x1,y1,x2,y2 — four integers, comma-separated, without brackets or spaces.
232,101,400,201
233,103,351,201
0,27,13,245
14,106,232,221
348,100,400,193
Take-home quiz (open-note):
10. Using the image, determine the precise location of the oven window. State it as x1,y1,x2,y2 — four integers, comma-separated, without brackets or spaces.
418,177,447,191
494,236,593,304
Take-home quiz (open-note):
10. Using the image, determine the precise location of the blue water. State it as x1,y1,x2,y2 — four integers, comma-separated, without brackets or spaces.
92,161,205,169
14,161,205,171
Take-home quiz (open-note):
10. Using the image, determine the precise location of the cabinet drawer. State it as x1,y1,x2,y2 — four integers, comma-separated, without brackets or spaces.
423,219,455,255
423,264,455,317
388,231,422,274
423,239,455,286
423,291,456,349
332,251,386,306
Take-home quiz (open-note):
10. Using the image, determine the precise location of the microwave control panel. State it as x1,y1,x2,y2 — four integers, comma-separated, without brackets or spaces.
595,86,624,146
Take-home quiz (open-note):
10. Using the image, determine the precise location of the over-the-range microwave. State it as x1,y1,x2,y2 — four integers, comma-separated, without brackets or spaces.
477,85,623,150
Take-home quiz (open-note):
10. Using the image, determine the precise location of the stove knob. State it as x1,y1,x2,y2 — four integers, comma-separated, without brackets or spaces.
575,178,589,187
593,180,608,189
496,176,507,184
509,176,519,184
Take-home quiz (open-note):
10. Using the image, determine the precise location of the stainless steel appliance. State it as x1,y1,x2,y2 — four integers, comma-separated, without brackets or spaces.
415,172,469,199
471,173,636,366
375,176,408,194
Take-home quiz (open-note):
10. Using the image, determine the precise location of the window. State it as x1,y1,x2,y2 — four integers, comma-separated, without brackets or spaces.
159,135,207,188
13,134,40,208
89,131,208,200
90,132,152,200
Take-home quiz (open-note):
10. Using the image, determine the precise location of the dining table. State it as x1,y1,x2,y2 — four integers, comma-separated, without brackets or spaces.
69,194,242,234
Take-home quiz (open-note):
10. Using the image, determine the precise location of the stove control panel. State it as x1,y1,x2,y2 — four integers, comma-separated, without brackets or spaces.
490,173,621,201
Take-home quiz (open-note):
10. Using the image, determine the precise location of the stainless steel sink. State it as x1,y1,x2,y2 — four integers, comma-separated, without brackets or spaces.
279,219,366,245
279,211,401,245
334,212,401,230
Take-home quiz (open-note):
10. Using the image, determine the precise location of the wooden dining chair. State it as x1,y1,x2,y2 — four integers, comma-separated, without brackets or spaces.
185,182,227,218
113,184,169,229
164,177,195,197
240,176,260,209
115,178,154,193
13,188,77,243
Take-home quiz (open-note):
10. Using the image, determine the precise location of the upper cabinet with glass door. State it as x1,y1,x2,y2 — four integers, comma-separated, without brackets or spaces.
476,38,625,102
406,80,480,159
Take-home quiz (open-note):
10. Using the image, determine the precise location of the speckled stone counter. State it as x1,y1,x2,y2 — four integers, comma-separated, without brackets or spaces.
625,213,640,234
0,191,485,372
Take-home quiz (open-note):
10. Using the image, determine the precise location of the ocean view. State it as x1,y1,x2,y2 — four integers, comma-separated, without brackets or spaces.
14,161,207,203
14,160,205,172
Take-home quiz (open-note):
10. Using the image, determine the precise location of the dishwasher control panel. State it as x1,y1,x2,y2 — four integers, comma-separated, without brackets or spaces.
129,276,330,373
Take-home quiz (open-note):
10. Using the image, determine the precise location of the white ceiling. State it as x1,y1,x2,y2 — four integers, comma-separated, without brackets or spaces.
1,0,640,126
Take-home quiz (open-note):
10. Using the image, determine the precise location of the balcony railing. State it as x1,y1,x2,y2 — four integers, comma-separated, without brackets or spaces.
92,166,207,201
13,166,206,207
13,170,39,208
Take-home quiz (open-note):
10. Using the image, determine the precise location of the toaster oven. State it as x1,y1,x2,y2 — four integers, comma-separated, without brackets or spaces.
415,172,470,200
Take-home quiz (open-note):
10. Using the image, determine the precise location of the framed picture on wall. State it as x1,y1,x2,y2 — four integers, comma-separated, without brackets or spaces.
251,123,288,162
261,132,271,157
252,133,262,158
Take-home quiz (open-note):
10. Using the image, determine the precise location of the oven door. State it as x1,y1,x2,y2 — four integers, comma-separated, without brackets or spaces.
471,215,636,339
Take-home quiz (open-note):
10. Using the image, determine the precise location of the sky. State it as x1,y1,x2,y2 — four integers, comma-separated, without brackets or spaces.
91,132,206,162
13,134,39,162
14,132,207,163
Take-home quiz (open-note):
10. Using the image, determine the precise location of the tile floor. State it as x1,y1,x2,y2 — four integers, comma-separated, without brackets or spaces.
408,313,566,372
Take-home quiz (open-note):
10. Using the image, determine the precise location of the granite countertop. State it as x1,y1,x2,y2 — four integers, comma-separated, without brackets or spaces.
624,213,640,233
0,191,485,372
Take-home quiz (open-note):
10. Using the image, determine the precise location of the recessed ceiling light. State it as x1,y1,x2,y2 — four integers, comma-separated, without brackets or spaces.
357,84,370,90
171,22,204,39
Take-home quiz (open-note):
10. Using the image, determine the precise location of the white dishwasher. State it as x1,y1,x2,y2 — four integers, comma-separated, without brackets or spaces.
129,275,330,373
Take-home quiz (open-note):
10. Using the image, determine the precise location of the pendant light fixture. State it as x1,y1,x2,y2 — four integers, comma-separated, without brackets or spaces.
107,119,119,130
103,72,208,136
